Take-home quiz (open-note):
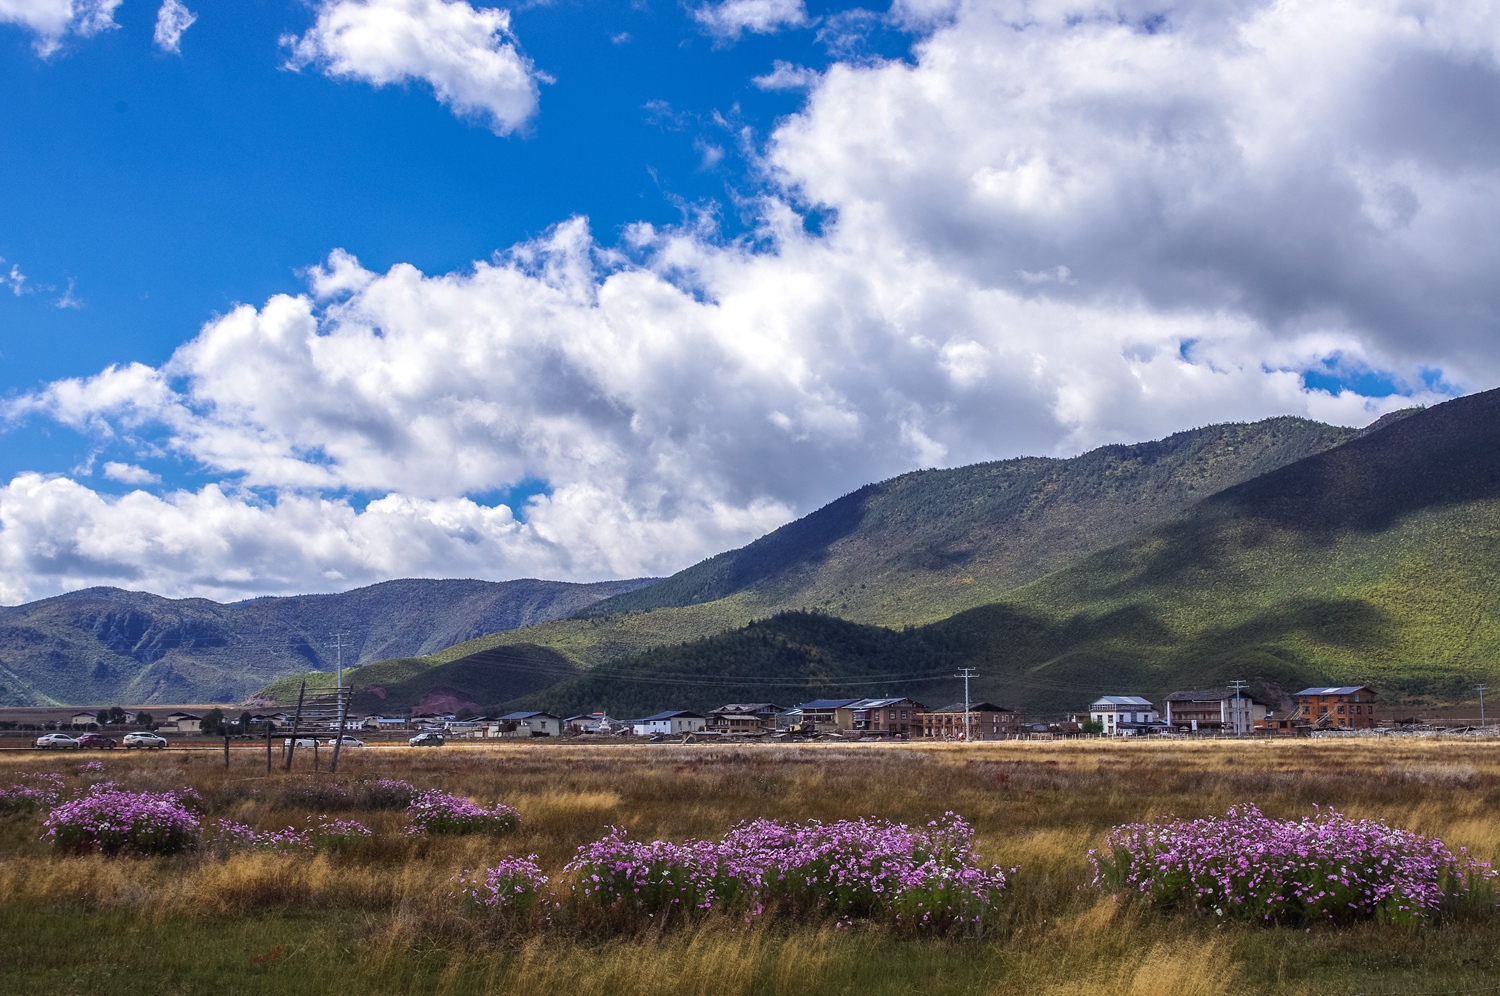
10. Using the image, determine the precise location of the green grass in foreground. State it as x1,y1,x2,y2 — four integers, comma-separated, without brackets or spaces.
4,900,1499,995
2,740,1500,994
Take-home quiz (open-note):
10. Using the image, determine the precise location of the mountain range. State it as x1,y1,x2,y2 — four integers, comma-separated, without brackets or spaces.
0,577,655,706
14,389,1499,718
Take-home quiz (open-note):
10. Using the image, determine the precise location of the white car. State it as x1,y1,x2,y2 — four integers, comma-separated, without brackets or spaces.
283,737,318,748
122,732,169,750
326,736,364,747
35,733,81,749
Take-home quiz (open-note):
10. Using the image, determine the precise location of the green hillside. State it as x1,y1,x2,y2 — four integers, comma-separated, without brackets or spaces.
260,643,580,713
429,417,1355,669
512,391,1500,718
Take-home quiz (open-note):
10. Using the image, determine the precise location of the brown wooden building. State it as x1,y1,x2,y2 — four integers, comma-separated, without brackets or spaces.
1294,686,1378,729
921,702,1022,740
706,703,784,733
850,698,926,736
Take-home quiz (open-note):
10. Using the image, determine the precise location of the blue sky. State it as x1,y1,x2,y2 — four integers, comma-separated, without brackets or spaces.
1,0,1496,603
1,0,894,479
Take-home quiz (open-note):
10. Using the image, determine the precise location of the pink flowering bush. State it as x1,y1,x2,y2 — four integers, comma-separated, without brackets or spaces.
0,773,64,813
43,788,200,856
566,813,1008,934
1090,804,1496,926
204,820,313,856
311,816,373,852
455,855,555,924
408,790,518,836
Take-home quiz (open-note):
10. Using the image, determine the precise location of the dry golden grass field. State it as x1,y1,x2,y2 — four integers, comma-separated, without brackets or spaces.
2,738,1498,995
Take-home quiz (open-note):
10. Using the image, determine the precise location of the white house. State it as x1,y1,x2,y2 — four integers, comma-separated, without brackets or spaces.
497,711,562,737
162,712,202,734
633,711,707,736
69,710,101,728
1089,696,1160,736
564,712,621,734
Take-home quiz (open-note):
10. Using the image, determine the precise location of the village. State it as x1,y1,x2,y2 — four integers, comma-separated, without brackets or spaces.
0,685,1403,745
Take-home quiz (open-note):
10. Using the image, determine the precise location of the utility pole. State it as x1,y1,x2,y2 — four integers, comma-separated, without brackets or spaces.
1229,680,1248,736
1479,684,1488,729
956,668,978,742
284,680,306,772
329,633,351,773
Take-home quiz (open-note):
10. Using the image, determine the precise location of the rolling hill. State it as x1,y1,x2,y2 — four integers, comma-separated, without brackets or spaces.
0,576,656,706
418,416,1360,670
259,643,581,714
509,390,1500,718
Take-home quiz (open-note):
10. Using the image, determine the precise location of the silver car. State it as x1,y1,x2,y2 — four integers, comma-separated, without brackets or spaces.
122,732,169,750
326,736,364,747
35,733,81,749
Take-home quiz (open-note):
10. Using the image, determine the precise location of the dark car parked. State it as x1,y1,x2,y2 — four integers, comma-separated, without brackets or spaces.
408,732,445,747
77,733,118,749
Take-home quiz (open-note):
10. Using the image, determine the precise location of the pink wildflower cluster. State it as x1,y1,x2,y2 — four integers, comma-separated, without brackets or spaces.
408,790,518,836
311,817,373,851
0,773,64,813
566,813,1008,933
205,820,314,855
1090,804,1496,926
43,788,200,856
454,854,554,919
77,761,104,773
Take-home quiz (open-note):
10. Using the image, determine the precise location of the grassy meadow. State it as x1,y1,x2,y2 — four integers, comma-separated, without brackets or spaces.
2,738,1499,995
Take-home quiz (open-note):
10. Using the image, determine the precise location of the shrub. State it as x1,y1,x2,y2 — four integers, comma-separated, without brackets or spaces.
455,854,555,923
566,813,1008,934
43,789,200,856
361,778,418,809
0,773,64,814
1089,804,1496,926
172,786,207,814
278,781,353,811
311,817,373,852
408,790,518,836
203,820,313,856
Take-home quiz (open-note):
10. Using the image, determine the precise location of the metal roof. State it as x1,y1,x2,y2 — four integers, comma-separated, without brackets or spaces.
1163,689,1261,702
929,702,1013,714
798,698,860,710
1294,686,1371,696
640,710,705,721
498,711,558,720
1091,695,1153,707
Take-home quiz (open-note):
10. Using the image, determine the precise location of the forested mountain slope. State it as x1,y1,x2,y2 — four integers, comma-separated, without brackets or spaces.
513,391,1500,717
428,417,1358,669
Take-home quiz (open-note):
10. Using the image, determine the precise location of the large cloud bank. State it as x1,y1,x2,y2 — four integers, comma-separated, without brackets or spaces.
7,0,1499,603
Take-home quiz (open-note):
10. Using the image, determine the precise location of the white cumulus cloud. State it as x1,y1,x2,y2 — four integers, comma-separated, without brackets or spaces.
8,0,1500,603
692,0,809,41
0,0,119,56
282,0,540,134
152,0,195,54
752,59,819,90
102,462,162,485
